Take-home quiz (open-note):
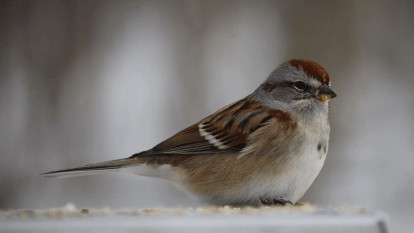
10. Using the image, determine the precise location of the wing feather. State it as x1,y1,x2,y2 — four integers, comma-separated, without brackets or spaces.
132,96,278,157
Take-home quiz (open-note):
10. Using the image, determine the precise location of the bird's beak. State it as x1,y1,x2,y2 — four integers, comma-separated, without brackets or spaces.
315,85,337,101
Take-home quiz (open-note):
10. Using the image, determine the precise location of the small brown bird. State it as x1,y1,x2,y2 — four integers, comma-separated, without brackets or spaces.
39,59,336,206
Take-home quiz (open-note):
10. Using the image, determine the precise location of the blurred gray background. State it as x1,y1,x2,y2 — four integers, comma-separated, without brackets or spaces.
1,0,413,232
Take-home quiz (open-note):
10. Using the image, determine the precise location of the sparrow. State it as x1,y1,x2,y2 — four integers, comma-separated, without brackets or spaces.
39,59,336,207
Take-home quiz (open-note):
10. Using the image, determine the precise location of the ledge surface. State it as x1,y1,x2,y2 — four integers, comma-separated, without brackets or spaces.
0,203,389,233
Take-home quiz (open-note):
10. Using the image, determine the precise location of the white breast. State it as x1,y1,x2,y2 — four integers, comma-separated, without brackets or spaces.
264,115,330,203
217,114,330,205
285,137,328,203
228,144,327,205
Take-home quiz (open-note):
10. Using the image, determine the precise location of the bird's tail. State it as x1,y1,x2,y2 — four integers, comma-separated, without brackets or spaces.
38,158,139,178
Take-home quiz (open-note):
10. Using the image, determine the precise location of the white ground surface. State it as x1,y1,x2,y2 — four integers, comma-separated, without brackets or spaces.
0,203,388,233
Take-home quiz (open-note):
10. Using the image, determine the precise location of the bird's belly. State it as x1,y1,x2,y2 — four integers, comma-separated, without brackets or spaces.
123,141,327,206
233,144,327,205
282,147,327,203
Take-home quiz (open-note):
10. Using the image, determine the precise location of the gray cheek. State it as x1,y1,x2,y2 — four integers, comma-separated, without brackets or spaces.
271,88,297,103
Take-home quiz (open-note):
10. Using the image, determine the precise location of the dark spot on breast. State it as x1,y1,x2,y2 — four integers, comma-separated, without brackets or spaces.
317,143,322,151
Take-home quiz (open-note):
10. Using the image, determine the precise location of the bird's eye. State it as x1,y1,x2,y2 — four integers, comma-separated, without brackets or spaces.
293,81,307,90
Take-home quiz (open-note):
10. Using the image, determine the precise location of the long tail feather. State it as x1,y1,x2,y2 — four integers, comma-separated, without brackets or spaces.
38,158,138,178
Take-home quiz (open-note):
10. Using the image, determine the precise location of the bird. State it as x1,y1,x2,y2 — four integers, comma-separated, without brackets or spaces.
39,59,336,207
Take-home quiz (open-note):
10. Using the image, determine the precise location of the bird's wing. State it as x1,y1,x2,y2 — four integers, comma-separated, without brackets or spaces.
132,96,282,157
39,96,298,178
